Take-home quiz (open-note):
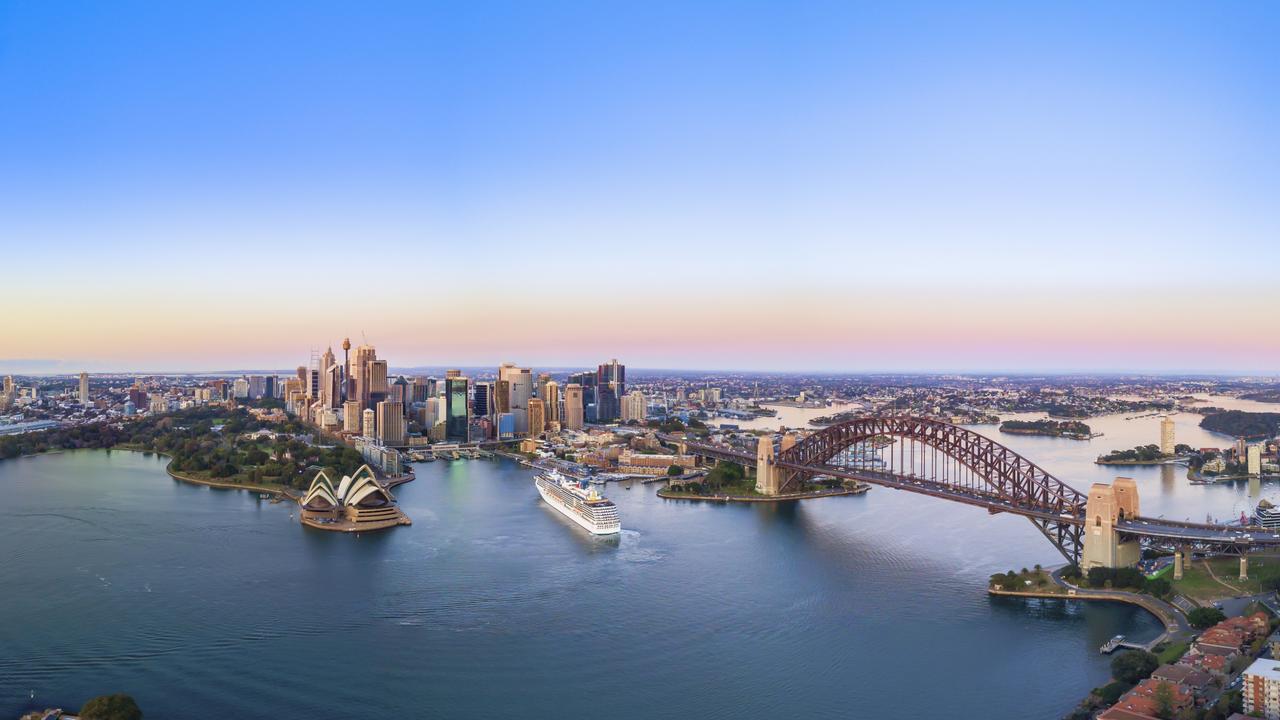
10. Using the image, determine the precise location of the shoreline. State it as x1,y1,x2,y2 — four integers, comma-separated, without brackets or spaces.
988,586,1182,646
657,485,870,503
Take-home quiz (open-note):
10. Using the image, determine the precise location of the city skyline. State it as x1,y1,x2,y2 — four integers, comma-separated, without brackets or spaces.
5,2,1279,374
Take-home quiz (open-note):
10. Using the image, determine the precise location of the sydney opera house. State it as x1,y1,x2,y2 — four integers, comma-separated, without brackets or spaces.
299,465,411,532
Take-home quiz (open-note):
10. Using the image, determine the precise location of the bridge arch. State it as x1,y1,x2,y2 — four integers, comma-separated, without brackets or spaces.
774,416,1088,561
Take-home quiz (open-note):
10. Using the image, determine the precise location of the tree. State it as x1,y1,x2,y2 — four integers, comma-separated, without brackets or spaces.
666,464,683,477
1146,577,1171,598
1111,650,1159,684
1153,680,1174,719
1188,607,1226,630
81,693,142,720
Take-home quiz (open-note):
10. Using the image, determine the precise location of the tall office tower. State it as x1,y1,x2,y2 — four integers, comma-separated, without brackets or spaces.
564,383,584,430
622,390,646,423
233,378,251,398
248,375,266,399
324,365,344,408
445,375,470,441
501,367,533,433
368,360,389,408
408,377,426,403
1159,416,1175,456
597,359,625,395
494,379,511,413
540,380,560,423
376,401,405,446
390,376,408,407
349,344,377,407
264,376,277,399
472,381,495,419
341,338,351,399
296,366,307,388
568,370,597,410
362,408,376,438
596,382,622,422
1249,444,1262,476
528,398,546,437
343,401,362,433
79,372,90,405
321,346,336,385
4,375,14,396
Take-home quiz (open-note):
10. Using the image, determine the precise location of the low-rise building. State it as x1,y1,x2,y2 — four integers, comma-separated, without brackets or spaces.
1097,678,1193,720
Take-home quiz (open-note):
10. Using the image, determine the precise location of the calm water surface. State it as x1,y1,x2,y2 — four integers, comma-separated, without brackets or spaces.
2,403,1269,719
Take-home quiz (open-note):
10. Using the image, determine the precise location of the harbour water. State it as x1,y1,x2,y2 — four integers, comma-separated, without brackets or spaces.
0,402,1267,719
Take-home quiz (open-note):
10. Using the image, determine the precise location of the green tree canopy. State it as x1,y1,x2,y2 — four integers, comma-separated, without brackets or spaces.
81,693,142,720
1111,650,1159,684
1188,607,1226,630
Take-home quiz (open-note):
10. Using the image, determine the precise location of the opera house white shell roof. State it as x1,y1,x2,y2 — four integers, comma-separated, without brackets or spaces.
302,465,392,510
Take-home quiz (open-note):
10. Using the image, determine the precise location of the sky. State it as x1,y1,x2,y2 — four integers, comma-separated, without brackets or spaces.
1,1,1278,374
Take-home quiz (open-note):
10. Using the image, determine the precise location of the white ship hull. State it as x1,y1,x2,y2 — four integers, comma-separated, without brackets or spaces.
536,477,621,535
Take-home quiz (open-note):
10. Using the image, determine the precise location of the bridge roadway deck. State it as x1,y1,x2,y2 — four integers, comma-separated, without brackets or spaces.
669,436,1280,549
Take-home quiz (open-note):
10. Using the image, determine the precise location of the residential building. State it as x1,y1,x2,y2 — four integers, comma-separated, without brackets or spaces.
78,372,89,405
622,390,646,423
1160,415,1175,455
1244,658,1280,720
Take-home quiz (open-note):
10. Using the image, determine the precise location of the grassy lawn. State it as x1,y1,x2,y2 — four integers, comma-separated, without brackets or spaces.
1156,640,1190,665
1169,555,1280,603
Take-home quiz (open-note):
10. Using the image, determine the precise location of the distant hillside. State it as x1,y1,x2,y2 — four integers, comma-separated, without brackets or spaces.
1240,390,1280,404
1199,410,1280,438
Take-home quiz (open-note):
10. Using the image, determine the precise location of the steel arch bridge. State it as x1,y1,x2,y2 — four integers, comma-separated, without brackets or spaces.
773,415,1088,562
665,415,1280,565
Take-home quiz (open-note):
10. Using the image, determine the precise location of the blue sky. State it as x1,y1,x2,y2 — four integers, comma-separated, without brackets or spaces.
1,2,1278,373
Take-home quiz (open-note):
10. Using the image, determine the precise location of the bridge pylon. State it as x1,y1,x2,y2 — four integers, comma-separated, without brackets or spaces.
1081,478,1141,570
755,435,779,495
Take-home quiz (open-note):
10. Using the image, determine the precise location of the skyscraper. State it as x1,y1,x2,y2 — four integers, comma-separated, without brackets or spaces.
377,401,405,446
362,408,376,438
597,358,625,394
539,379,560,423
564,383,584,430
528,397,546,437
1159,416,1175,456
596,382,620,422
499,364,533,434
350,344,377,408
78,372,89,406
494,379,511,413
445,375,470,442
472,381,494,419
368,360,388,407
343,401,362,433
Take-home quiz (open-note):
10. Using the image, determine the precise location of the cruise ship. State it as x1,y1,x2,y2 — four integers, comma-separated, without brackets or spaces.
535,470,621,535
